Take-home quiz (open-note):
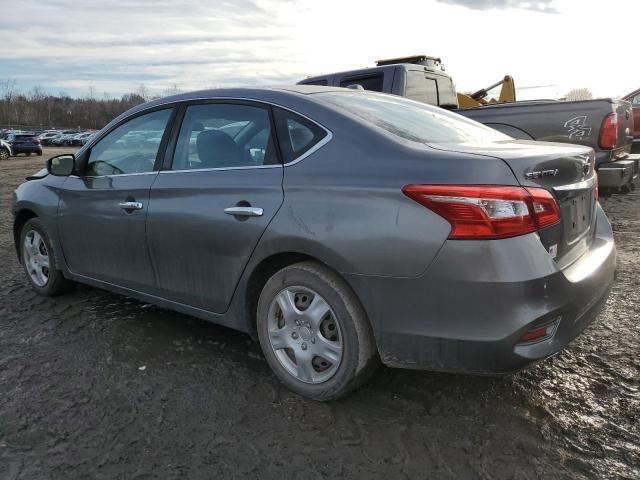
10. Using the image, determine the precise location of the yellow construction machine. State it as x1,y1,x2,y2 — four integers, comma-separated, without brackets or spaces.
457,75,516,109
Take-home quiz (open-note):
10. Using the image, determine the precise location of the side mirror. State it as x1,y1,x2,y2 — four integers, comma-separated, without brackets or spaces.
47,154,75,176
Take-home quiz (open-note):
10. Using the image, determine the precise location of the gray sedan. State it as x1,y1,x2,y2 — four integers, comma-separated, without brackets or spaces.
11,86,616,400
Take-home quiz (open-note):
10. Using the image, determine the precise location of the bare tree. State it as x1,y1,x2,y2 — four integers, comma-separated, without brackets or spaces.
565,88,593,101
136,83,150,102
163,84,181,97
0,80,154,130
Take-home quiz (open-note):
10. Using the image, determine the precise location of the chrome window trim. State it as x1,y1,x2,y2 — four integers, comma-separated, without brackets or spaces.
72,170,160,179
81,96,334,178
160,164,281,174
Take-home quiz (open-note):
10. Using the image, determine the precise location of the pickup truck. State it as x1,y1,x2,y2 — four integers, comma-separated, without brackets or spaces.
299,58,638,193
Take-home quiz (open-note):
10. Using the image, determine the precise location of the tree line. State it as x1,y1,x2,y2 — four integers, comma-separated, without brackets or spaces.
0,80,180,131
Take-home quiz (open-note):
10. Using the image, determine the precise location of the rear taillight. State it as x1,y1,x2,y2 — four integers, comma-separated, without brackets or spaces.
599,112,618,149
33,138,40,144
402,185,560,240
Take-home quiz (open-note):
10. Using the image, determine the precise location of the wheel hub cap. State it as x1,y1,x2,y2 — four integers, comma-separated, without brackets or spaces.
267,287,343,384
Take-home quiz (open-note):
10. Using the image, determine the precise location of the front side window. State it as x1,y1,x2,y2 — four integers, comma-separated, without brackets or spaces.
631,94,640,106
86,109,172,176
171,103,277,170
317,91,510,144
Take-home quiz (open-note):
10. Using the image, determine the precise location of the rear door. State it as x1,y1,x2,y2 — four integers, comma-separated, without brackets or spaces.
146,101,284,313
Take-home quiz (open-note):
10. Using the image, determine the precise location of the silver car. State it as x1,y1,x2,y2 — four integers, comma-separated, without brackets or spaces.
11,86,616,400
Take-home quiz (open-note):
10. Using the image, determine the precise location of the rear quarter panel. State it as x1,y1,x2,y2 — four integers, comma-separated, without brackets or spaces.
253,106,520,278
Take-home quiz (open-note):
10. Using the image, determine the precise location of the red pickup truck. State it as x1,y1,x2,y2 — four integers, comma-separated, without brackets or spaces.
623,88,640,153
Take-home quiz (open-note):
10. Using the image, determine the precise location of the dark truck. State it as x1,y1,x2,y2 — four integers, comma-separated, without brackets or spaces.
299,57,638,193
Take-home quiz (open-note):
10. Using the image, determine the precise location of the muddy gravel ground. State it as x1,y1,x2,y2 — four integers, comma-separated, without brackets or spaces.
0,149,638,479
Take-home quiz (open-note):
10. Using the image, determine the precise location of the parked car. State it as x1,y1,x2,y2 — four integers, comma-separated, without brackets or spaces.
6,133,42,156
81,132,97,145
12,87,616,400
71,132,94,146
38,131,61,146
623,88,640,153
0,138,12,160
299,58,638,193
52,131,79,146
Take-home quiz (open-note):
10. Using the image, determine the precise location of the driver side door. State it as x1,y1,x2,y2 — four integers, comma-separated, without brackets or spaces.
57,107,174,293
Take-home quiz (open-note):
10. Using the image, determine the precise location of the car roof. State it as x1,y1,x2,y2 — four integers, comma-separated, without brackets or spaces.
119,85,353,121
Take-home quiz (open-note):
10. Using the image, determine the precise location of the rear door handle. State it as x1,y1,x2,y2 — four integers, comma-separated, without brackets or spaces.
224,206,263,217
119,201,144,211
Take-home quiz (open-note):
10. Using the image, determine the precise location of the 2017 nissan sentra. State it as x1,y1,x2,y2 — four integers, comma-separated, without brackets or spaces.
11,86,616,400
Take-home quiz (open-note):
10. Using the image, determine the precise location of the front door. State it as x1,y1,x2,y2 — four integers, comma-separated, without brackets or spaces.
146,102,284,313
57,108,174,292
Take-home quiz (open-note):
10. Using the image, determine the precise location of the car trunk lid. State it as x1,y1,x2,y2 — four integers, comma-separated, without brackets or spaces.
427,139,597,266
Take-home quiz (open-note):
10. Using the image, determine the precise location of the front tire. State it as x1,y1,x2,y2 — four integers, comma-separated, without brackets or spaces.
257,261,378,400
0,148,8,160
20,218,74,296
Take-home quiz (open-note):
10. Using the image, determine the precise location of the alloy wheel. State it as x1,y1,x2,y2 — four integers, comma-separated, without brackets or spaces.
23,230,50,287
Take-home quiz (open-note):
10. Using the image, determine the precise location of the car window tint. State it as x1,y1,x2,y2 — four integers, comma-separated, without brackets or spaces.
273,108,327,164
171,103,277,170
631,94,640,106
317,91,510,144
405,71,438,105
339,74,384,92
86,109,172,176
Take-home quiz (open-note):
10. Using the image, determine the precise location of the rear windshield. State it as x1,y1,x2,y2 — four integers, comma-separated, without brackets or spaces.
16,135,35,140
316,91,509,144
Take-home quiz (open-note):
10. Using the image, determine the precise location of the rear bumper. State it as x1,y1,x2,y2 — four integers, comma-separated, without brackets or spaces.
597,156,639,188
345,203,616,373
13,145,42,154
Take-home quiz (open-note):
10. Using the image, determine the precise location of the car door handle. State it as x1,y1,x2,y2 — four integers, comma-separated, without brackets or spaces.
224,206,263,217
119,201,144,211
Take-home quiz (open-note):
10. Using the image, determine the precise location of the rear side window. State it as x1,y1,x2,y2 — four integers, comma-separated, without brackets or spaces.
405,71,438,105
339,74,384,92
317,91,509,144
273,108,327,164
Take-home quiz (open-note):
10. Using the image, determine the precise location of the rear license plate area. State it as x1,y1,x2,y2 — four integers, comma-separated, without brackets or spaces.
560,189,594,244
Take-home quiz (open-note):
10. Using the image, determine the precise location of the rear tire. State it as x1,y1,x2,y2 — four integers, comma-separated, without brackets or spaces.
20,218,74,296
257,261,378,400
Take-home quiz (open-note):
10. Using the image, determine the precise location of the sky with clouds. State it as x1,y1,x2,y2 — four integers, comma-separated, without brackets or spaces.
0,0,637,99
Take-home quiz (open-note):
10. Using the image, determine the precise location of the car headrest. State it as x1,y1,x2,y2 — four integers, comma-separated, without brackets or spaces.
196,129,242,168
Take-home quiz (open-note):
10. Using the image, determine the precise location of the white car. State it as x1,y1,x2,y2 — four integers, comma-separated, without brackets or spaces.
0,139,12,160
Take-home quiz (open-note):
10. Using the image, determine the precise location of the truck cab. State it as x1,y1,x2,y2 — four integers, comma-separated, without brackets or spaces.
300,55,459,109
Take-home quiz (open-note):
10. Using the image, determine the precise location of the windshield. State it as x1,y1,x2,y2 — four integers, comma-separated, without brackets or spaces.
316,91,510,144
